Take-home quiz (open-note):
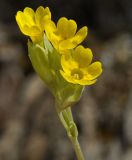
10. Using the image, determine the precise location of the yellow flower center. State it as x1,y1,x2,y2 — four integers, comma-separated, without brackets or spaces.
71,69,83,80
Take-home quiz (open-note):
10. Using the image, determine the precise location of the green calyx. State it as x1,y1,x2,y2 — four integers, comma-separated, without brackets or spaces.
28,34,84,111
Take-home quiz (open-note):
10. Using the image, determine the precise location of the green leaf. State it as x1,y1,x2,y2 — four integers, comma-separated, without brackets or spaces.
28,40,56,93
44,34,53,53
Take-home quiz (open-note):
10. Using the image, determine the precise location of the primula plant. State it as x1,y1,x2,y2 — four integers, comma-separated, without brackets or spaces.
16,6,102,160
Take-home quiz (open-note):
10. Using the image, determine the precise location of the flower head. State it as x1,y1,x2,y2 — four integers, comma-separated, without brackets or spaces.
16,6,51,42
60,45,102,85
45,17,88,52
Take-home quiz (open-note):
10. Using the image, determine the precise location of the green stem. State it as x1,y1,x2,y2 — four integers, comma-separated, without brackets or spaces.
70,137,84,160
56,106,85,160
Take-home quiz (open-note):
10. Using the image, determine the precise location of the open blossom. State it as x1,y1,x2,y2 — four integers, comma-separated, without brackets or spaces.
16,6,51,42
60,45,102,85
15,6,103,86
45,17,88,52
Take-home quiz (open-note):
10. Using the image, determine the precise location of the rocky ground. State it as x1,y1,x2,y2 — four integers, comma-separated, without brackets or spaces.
0,0,132,160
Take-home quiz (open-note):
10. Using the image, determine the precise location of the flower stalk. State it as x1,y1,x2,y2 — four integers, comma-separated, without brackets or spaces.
70,137,84,160
56,106,84,160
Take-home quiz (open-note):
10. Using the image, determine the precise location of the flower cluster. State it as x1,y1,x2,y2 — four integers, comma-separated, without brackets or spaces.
16,7,103,158
16,6,102,86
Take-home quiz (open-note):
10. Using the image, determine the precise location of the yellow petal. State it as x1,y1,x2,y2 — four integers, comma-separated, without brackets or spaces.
16,11,25,30
57,17,77,39
35,6,45,16
60,69,97,85
35,6,51,30
23,7,35,25
35,6,45,25
87,62,103,79
24,7,34,17
45,20,61,49
59,26,88,50
73,45,93,67
45,21,56,40
41,7,51,24
67,20,77,37
77,79,97,85
22,25,41,36
19,25,30,35
61,53,78,74
16,11,32,28
57,17,68,37
59,39,75,50
43,7,51,19
72,26,88,45
30,34,43,43
60,70,77,84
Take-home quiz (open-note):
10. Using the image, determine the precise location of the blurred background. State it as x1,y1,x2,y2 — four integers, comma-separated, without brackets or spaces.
0,0,132,160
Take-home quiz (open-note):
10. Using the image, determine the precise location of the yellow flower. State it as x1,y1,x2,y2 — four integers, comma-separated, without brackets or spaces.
16,6,51,42
45,17,88,52
60,45,103,85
